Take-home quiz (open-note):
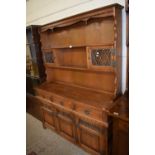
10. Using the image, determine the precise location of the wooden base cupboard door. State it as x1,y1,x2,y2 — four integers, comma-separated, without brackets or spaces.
77,119,108,155
57,111,76,143
41,107,57,131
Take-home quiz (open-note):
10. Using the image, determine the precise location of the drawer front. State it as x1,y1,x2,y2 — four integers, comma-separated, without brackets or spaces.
35,89,52,100
35,90,73,110
35,95,74,115
35,96,53,110
75,104,102,121
53,96,74,109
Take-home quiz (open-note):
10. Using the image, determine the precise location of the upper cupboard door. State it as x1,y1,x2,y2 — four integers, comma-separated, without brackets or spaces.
87,47,116,71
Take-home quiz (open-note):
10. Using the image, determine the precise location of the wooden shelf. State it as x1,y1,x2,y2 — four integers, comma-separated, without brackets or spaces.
42,43,114,50
42,45,86,50
45,63,115,73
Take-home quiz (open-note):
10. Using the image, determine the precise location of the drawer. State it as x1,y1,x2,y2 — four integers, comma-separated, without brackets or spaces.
35,89,52,100
36,93,74,111
35,96,53,110
75,104,102,121
53,96,74,109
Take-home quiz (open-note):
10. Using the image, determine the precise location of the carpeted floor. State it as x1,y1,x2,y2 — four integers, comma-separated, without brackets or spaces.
26,113,90,155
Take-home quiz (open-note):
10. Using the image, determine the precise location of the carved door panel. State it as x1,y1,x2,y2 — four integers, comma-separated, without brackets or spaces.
42,107,57,131
57,111,76,143
77,119,108,155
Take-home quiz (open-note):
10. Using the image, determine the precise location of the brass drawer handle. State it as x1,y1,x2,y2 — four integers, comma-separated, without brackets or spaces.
60,101,64,106
84,109,90,115
113,112,119,116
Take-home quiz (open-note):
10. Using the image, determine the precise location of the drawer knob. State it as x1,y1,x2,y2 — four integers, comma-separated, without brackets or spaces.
113,112,119,116
69,45,72,48
84,109,90,115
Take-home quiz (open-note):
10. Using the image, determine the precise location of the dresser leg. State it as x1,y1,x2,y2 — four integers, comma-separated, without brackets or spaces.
43,123,47,129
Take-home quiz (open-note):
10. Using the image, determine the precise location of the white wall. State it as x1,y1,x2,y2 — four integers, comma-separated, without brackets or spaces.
26,0,125,26
26,0,127,93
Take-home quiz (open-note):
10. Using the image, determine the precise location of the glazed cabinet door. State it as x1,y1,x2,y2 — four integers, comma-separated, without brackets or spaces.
77,119,108,155
57,111,76,143
42,106,57,131
86,47,116,72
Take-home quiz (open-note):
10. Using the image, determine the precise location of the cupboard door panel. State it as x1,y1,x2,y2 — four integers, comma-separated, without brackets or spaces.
42,107,57,130
77,120,107,155
57,112,76,142
80,128,100,152
59,118,73,136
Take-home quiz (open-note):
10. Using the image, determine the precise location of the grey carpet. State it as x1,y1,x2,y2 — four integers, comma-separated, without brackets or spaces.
26,113,90,155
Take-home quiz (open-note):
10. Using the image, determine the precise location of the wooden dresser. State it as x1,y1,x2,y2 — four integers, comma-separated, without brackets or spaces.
34,4,123,155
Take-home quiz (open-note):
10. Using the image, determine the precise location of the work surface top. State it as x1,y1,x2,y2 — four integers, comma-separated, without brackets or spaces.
35,82,116,110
